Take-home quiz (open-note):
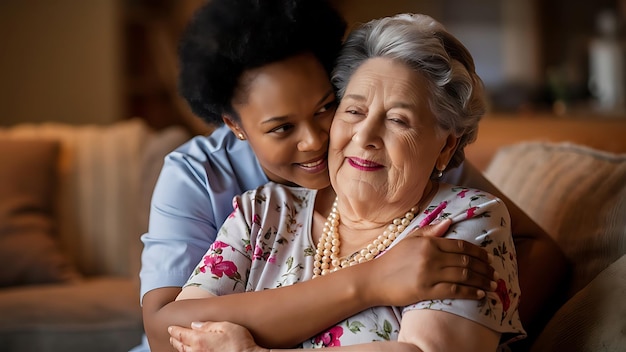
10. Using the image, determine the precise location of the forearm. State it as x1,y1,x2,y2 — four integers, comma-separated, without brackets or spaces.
269,341,422,352
153,263,379,350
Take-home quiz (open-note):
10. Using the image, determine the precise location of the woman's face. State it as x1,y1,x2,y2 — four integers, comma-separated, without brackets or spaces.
329,57,458,211
226,53,336,190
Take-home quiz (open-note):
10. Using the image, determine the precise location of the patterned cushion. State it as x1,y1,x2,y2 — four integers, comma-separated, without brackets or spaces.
485,142,626,297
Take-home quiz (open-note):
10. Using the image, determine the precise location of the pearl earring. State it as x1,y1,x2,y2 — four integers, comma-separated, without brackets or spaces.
437,165,446,178
237,133,245,140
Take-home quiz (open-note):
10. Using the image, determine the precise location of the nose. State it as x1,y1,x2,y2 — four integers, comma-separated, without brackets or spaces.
352,113,383,149
297,122,328,152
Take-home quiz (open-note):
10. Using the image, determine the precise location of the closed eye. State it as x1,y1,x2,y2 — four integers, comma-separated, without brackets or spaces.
389,118,408,126
346,109,364,116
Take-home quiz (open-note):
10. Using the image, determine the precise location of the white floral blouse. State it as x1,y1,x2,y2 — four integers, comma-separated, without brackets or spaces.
183,182,526,348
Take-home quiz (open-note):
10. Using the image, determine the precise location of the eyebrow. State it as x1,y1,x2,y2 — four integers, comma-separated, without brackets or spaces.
343,94,416,110
343,93,367,102
261,88,336,125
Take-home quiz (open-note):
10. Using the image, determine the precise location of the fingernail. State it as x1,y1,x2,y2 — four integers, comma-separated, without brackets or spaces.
477,290,485,299
168,326,172,333
191,321,204,328
493,270,500,280
487,253,494,263
490,281,497,291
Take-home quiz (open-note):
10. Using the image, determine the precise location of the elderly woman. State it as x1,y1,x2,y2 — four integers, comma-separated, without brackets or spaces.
172,13,525,351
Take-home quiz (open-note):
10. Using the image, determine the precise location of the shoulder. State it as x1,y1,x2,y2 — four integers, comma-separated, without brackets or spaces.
157,125,267,194
237,183,316,212
437,183,506,209
429,183,511,243
166,126,260,172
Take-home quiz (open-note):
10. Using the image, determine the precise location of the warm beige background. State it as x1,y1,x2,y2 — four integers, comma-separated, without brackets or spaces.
0,0,121,126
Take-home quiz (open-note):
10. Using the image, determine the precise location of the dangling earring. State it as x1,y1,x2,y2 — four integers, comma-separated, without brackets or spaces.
237,133,246,141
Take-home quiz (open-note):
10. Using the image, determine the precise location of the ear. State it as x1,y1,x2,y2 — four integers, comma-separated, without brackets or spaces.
436,133,459,171
222,116,246,140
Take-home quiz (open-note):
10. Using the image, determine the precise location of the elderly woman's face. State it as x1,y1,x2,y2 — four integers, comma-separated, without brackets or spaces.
329,57,458,207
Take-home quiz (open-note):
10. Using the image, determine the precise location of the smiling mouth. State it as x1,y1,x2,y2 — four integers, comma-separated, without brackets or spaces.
348,157,383,171
297,156,327,173
301,158,325,168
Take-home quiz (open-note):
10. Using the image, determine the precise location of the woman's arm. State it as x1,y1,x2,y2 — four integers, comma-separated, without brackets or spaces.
148,220,496,351
455,161,570,326
169,318,496,352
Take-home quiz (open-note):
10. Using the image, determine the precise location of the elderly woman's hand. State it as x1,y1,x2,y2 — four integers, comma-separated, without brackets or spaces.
362,219,497,307
169,321,268,352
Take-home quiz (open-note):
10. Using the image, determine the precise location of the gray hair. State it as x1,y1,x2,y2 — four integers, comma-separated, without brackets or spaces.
332,13,486,170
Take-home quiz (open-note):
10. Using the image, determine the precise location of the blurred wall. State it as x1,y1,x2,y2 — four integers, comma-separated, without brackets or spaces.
0,0,121,126
335,0,540,91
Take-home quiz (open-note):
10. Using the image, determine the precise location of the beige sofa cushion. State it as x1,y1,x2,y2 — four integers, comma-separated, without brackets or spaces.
0,119,155,277
485,142,626,297
0,139,80,287
529,254,626,352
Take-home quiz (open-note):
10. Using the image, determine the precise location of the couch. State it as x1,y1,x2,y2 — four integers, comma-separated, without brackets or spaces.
467,115,626,351
0,119,190,352
0,115,624,351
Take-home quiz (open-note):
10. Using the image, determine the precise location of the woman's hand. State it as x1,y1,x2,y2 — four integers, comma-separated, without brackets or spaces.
169,321,267,352
363,219,497,307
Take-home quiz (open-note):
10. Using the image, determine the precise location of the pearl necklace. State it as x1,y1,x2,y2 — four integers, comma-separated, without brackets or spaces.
312,198,419,278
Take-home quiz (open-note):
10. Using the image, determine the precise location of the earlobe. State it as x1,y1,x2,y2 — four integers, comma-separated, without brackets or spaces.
222,116,246,140
437,134,459,170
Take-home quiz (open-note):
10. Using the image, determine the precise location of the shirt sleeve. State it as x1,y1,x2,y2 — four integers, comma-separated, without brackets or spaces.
139,129,268,302
139,150,221,301
403,189,526,343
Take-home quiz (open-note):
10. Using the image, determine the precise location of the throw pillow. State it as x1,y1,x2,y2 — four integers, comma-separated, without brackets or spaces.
0,138,80,287
485,142,626,297
529,254,626,352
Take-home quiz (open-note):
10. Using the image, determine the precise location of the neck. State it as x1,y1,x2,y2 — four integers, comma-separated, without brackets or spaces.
338,181,436,231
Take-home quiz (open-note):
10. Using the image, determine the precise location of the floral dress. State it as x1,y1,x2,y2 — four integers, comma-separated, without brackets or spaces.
183,182,526,348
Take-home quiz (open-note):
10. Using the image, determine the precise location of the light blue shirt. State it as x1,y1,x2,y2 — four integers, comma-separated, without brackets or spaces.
139,125,268,301
132,124,464,351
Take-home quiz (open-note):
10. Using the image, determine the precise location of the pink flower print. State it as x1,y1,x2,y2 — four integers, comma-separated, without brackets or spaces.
268,255,277,264
457,189,469,198
495,279,511,312
314,326,343,347
228,202,239,219
253,214,261,226
252,244,264,261
245,244,252,253
419,201,448,227
210,241,230,251
201,254,238,278
466,206,478,219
